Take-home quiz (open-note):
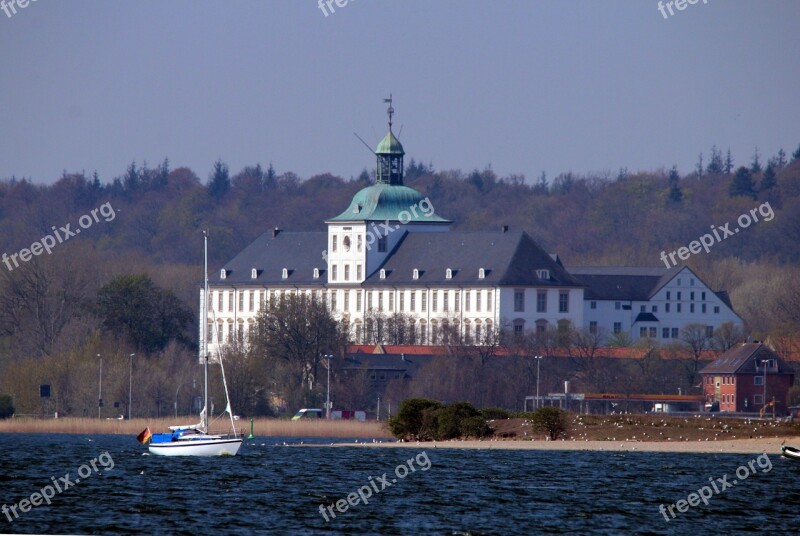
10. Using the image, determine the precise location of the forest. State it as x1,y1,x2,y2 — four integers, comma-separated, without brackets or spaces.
1,143,799,417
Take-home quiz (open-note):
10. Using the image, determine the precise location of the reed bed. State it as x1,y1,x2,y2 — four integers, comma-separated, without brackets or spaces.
0,417,392,438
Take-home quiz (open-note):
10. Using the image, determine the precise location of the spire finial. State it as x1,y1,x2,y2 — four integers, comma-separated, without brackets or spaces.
383,93,394,132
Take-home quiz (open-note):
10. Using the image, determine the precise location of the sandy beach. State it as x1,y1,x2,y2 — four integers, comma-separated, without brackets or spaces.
328,436,800,454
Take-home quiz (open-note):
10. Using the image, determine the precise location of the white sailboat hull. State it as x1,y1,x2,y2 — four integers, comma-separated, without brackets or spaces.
149,437,243,457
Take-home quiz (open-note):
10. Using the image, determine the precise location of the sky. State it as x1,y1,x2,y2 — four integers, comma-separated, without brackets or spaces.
1,0,799,185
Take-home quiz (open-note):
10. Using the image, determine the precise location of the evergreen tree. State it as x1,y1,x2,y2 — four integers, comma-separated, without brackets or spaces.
207,159,230,200
793,144,800,162
777,148,787,169
707,145,723,174
750,147,762,174
724,148,734,174
760,163,777,192
668,165,683,202
729,166,757,199
695,153,704,177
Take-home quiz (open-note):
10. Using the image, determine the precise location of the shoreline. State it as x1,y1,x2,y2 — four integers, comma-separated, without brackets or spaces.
322,437,800,454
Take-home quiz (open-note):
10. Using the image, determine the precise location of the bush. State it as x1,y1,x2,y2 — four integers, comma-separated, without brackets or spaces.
388,398,443,440
460,415,492,438
532,406,569,440
0,394,14,419
480,407,510,421
437,402,481,439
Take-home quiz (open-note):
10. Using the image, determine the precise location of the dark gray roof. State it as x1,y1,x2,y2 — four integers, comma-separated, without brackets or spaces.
344,352,436,377
700,343,794,375
568,266,682,301
634,312,659,323
211,230,327,286
366,230,583,287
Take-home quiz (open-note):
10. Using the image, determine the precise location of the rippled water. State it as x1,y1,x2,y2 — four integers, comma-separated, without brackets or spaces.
0,434,797,535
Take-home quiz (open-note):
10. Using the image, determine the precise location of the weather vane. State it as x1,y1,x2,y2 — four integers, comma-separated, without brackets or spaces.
384,94,394,131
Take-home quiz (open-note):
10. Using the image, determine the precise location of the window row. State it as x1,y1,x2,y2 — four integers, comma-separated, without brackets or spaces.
515,289,570,313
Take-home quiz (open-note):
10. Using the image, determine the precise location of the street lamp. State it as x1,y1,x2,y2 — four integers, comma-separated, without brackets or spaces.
97,354,102,419
533,355,543,410
322,354,333,419
129,353,135,420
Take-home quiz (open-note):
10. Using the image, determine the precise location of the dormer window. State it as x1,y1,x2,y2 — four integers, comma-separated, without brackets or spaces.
380,269,386,280
536,269,550,280
478,268,485,279
313,268,320,279
220,269,227,280
413,268,419,280
282,268,288,279
251,268,258,280
446,268,453,280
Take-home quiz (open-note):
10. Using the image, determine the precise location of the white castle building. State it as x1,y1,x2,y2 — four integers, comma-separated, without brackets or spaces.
200,102,742,359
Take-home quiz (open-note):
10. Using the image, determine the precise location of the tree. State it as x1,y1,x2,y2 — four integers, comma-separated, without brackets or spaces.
707,145,723,174
729,166,757,199
792,144,800,162
668,165,682,203
207,159,230,200
724,148,734,174
680,323,711,387
712,321,745,351
0,394,14,418
388,398,443,441
777,148,788,169
97,273,194,354
750,147,762,174
760,163,777,192
695,153,704,177
532,406,569,440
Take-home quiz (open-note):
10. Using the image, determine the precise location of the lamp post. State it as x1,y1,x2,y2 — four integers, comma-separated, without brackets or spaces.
129,353,135,420
97,354,102,419
534,355,543,410
322,354,333,419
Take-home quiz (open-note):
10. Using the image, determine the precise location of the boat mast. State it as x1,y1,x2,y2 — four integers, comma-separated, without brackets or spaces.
203,230,209,433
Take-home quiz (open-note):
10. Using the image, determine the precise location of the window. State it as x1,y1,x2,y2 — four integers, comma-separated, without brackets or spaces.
677,303,682,313
536,269,550,280
465,292,471,312
537,291,546,313
666,291,671,300
345,265,351,281
343,236,351,251
399,292,405,312
251,268,258,280
671,328,679,338
478,268,486,279
357,235,363,252
640,305,646,312
420,323,428,343
652,305,658,313
455,293,460,311
378,292,383,311
590,301,597,310
514,324,524,335
228,291,233,312
282,268,289,279
705,325,714,338
475,324,482,341
677,278,682,286
702,304,707,313
487,290,492,311
446,268,452,279
421,293,427,312
649,327,657,338
690,278,695,286
332,235,337,252
613,322,621,334
218,291,223,311
754,376,764,385
410,292,416,312
313,267,320,279
677,292,682,300
379,269,386,280
367,292,372,311
702,292,706,300
331,265,337,281
589,321,597,334
413,269,419,280
690,303,695,313
443,292,449,312
249,291,255,312
476,291,481,312
431,291,438,312
690,291,695,300
357,265,362,280
615,301,621,310
662,327,670,339
344,292,350,312
220,269,227,280
559,291,569,313
754,394,764,405
331,292,337,311
260,290,266,308
378,236,387,252
714,306,720,314
665,303,670,313
514,290,525,312
356,291,362,312
640,327,648,338
389,293,394,311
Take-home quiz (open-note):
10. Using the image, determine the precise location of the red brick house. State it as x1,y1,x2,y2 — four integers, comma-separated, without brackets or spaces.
700,343,795,415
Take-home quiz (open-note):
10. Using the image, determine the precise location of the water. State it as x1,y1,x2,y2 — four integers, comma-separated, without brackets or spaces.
0,434,797,535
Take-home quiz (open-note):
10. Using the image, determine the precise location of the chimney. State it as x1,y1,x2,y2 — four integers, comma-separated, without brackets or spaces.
501,225,509,233
272,227,281,238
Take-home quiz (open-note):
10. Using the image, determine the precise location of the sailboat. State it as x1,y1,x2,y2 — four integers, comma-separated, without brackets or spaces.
143,231,243,457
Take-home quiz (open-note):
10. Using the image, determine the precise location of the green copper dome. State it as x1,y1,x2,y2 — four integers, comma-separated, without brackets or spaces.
327,183,450,224
376,131,405,155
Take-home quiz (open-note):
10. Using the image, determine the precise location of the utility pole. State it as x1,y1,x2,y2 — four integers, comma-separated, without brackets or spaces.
129,353,135,420
534,355,543,410
322,354,333,419
98,354,102,419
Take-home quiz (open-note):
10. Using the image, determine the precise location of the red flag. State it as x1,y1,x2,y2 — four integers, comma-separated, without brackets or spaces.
137,427,152,444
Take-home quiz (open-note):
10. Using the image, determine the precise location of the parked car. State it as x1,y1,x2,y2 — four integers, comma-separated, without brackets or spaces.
291,408,323,420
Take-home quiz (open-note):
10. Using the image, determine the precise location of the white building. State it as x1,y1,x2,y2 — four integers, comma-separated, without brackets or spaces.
569,266,743,341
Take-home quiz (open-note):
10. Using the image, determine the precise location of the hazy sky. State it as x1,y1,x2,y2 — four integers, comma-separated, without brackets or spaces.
1,1,798,185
